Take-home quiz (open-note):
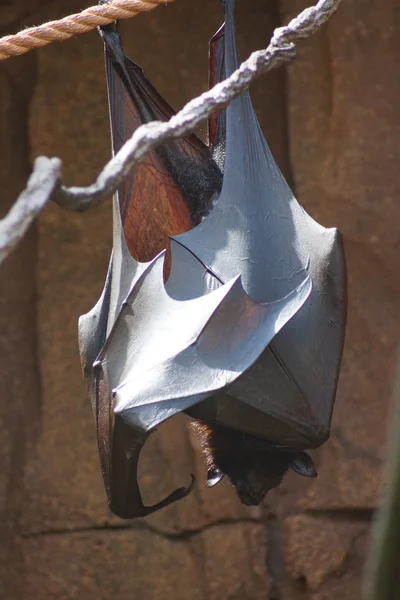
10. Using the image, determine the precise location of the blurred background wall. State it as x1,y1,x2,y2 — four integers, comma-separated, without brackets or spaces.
0,0,399,598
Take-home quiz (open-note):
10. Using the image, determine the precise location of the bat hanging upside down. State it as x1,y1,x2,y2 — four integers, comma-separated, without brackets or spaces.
78,0,347,518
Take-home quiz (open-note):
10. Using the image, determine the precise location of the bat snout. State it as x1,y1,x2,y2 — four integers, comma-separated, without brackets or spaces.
233,478,266,506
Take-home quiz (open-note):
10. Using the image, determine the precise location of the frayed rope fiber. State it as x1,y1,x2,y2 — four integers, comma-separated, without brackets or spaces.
0,0,176,60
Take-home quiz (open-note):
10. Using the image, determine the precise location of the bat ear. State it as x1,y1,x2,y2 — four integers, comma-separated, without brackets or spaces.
206,468,224,488
289,452,317,478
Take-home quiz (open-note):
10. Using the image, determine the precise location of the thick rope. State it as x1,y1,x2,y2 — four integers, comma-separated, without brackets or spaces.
0,0,176,61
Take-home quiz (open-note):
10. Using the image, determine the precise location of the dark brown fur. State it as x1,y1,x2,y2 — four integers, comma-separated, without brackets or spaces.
191,420,291,506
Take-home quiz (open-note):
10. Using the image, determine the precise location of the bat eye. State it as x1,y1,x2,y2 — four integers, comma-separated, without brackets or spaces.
289,452,317,477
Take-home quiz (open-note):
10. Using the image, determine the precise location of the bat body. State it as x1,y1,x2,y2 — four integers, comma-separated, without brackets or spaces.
79,0,347,518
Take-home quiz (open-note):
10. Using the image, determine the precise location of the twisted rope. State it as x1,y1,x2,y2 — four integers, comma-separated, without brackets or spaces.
0,0,343,265
0,0,175,61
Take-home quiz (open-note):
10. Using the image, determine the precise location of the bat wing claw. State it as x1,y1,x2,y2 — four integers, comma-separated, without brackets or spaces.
141,474,195,516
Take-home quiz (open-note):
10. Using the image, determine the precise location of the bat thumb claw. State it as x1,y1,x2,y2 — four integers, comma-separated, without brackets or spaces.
177,473,196,497
141,474,196,516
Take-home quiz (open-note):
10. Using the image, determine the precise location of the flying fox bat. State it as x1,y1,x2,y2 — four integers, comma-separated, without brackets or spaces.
79,0,347,518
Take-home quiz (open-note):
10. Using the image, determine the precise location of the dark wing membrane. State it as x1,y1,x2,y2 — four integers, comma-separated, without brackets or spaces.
85,26,221,518
208,23,226,157
96,360,195,519
102,26,222,268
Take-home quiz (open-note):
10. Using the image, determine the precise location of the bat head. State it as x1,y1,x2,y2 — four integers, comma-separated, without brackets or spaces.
217,447,291,506
192,420,317,506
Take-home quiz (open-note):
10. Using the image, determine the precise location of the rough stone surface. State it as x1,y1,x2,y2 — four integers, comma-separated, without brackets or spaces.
0,44,40,599
0,0,51,32
19,523,267,600
278,0,400,513
1,0,399,597
284,515,369,600
270,0,400,596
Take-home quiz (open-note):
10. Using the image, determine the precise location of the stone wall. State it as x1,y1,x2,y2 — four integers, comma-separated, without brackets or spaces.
0,0,398,598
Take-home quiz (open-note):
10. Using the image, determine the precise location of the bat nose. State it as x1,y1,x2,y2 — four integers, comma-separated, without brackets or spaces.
235,479,264,506
238,490,264,506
